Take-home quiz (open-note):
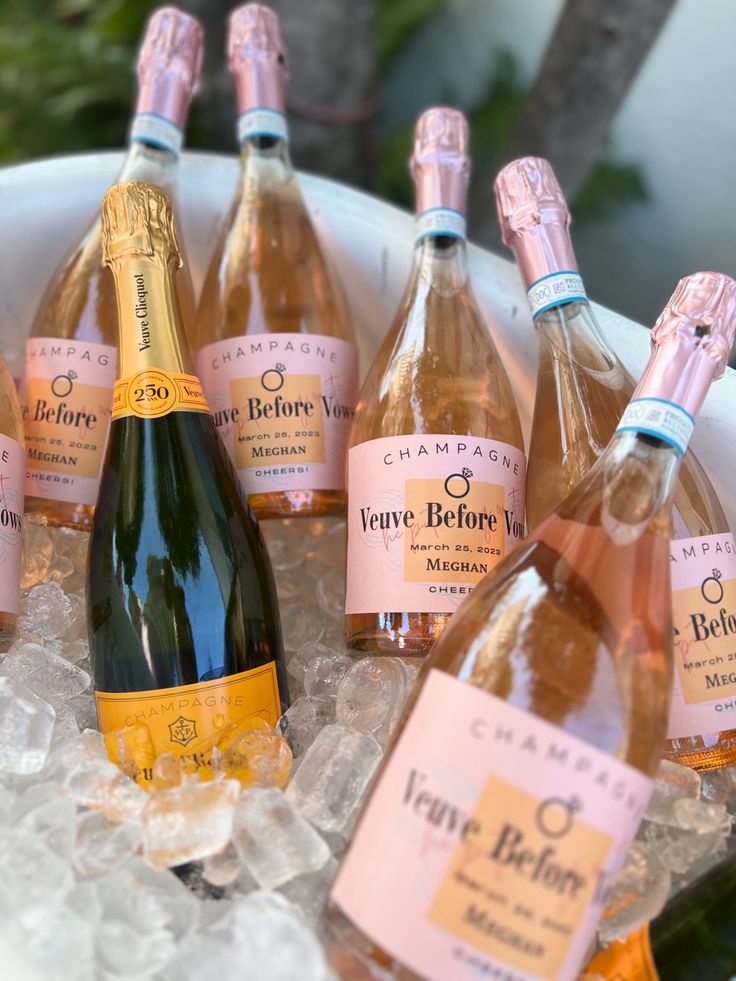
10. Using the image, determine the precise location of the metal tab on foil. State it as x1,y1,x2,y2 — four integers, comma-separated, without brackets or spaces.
101,181,181,265
228,3,288,118
410,107,470,220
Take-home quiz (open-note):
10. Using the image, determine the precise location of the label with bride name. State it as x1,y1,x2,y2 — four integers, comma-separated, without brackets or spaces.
0,433,24,615
331,669,653,981
112,370,208,420
195,333,359,498
584,927,659,980
95,661,281,788
667,532,736,740
22,338,116,506
345,434,526,615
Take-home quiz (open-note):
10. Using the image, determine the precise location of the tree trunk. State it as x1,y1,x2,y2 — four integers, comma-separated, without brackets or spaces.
472,0,676,240
181,0,378,188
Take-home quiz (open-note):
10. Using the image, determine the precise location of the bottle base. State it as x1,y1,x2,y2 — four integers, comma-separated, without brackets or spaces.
664,730,736,771
345,611,452,657
250,489,345,521
25,495,95,532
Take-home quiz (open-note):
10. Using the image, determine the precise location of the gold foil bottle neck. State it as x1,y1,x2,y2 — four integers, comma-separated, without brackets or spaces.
102,181,181,265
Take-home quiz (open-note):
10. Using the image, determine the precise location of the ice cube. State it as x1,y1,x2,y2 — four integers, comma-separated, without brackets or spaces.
98,856,200,939
0,676,56,774
278,856,339,924
2,643,90,705
73,810,142,876
644,821,725,876
232,788,330,889
277,695,336,760
598,841,671,943
12,903,95,981
20,522,54,590
18,794,77,862
214,720,292,789
202,842,245,888
644,759,702,825
336,657,410,747
96,918,176,978
0,828,74,916
285,723,382,833
18,582,74,640
316,566,345,619
142,779,240,869
304,646,353,697
280,601,327,650
700,768,735,806
673,796,731,834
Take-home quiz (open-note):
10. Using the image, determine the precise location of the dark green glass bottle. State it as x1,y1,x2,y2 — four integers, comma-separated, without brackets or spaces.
88,180,287,787
586,854,736,979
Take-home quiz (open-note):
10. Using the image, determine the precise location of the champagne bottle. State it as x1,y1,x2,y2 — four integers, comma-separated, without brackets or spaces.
194,3,358,520
22,6,202,532
88,181,287,788
0,354,24,652
585,855,736,980
495,157,736,772
344,108,525,655
327,273,736,981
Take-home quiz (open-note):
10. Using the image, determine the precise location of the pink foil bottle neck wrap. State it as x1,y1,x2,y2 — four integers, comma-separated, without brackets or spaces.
410,107,470,220
228,3,287,116
134,7,204,130
635,272,736,419
494,156,579,288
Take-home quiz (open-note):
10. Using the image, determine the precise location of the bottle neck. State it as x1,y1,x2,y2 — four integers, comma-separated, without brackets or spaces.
108,254,193,381
412,232,470,293
239,131,295,189
509,224,586,319
118,140,180,197
534,299,627,383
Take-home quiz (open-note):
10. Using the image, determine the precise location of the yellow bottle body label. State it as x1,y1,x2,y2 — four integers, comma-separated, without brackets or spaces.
95,661,281,787
112,369,208,420
585,926,659,980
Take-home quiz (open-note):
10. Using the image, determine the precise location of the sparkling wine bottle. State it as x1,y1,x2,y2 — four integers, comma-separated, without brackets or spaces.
496,157,736,772
327,273,736,981
22,6,202,532
344,108,525,656
88,182,286,788
194,3,358,520
0,354,24,652
585,855,736,980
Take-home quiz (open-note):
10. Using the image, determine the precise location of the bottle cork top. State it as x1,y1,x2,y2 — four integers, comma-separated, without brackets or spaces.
493,156,577,288
228,3,287,115
636,272,736,419
409,107,470,217
135,7,204,128
101,181,181,265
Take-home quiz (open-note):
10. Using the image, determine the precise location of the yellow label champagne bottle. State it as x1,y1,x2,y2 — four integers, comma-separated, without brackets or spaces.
344,108,526,656
193,4,358,520
0,353,24,652
22,7,202,532
495,157,736,772
326,273,736,981
88,181,287,788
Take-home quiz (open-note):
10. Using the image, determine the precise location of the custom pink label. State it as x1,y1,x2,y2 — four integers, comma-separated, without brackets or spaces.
0,432,24,614
667,532,736,740
331,669,653,981
345,434,526,615
195,333,359,497
22,338,116,506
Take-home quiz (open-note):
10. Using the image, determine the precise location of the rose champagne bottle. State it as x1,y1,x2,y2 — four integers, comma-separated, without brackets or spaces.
585,854,736,980
88,182,286,788
194,3,358,520
0,354,24,652
22,6,202,532
327,272,736,981
495,157,736,772
344,108,525,656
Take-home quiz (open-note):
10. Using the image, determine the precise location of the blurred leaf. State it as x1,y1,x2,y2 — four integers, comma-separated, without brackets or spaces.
375,125,414,208
573,160,647,221
469,50,526,172
377,0,445,69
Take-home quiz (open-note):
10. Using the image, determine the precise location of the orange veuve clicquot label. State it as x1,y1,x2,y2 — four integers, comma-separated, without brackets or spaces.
584,926,660,980
95,661,281,787
111,369,209,421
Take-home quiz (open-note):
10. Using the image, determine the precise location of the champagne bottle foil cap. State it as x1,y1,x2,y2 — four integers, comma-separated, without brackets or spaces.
101,181,182,265
494,157,577,286
228,3,287,115
637,271,736,417
135,7,204,129
410,108,470,217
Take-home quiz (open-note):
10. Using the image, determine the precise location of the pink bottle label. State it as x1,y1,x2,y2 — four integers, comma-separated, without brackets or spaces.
195,333,359,497
22,339,116,506
667,532,736,740
345,434,526,615
0,433,24,614
331,669,653,981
